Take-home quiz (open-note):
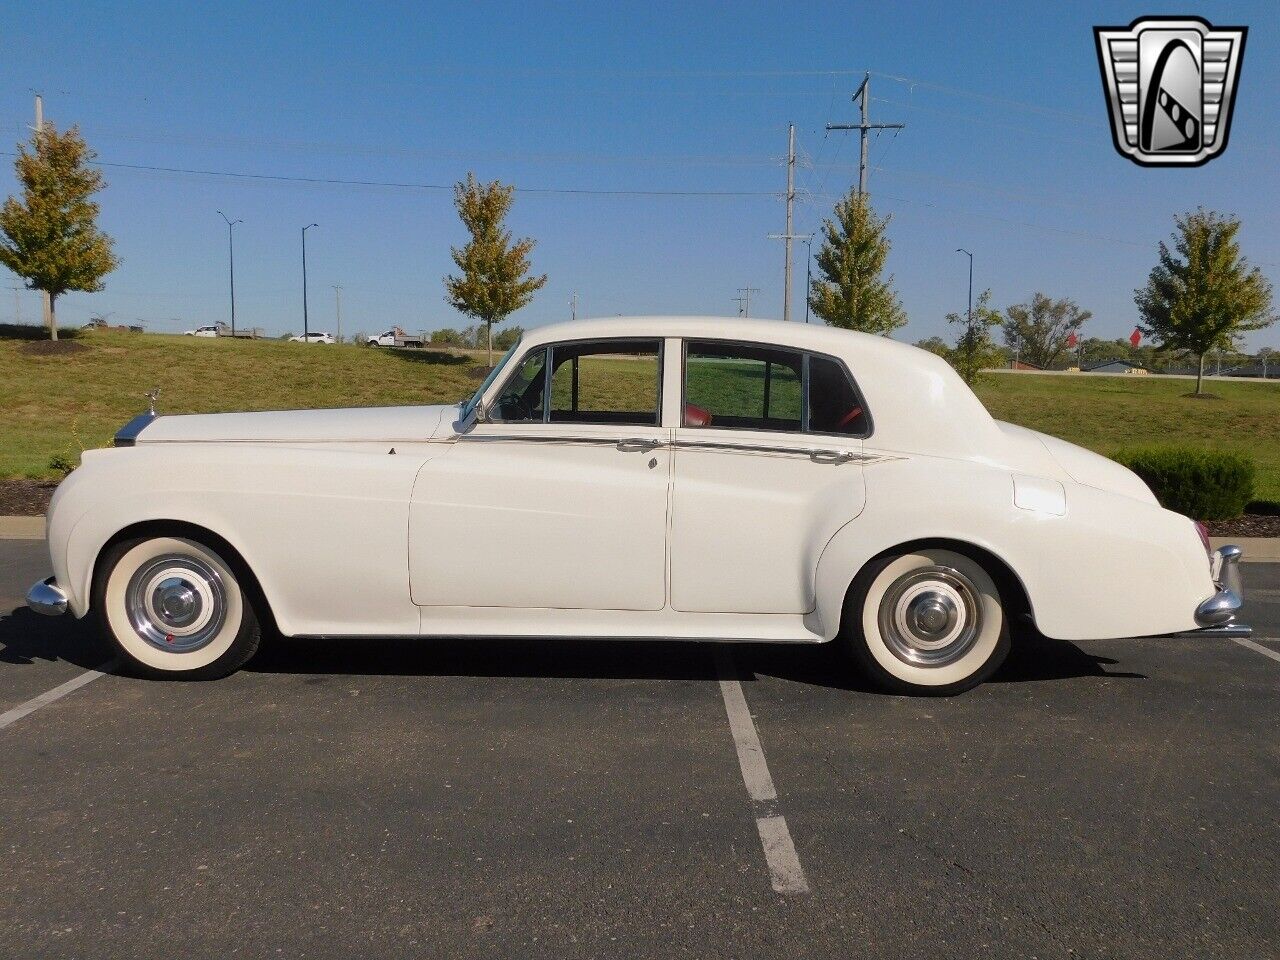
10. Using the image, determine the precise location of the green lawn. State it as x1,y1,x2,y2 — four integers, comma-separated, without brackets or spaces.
2,327,1277,501
973,372,1280,501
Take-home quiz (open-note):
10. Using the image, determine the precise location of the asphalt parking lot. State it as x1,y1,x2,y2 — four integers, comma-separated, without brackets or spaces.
1,539,1277,959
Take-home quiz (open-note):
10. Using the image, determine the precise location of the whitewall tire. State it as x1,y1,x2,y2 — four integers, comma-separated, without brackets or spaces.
844,548,1009,695
94,535,262,679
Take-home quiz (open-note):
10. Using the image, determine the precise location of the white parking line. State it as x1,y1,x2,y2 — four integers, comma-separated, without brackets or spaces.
0,662,116,731
715,649,810,895
1234,637,1280,664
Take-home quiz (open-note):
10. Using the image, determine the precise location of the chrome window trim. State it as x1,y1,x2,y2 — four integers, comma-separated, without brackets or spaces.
486,336,665,428
679,337,874,441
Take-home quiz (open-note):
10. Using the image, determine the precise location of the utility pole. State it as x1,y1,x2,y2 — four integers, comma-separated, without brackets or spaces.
31,94,54,340
301,223,317,338
825,72,905,197
767,124,813,323
333,285,343,343
217,211,242,335
570,292,578,322
732,286,760,318
9,285,21,325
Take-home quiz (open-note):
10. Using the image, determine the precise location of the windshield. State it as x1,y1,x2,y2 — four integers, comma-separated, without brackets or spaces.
460,339,521,419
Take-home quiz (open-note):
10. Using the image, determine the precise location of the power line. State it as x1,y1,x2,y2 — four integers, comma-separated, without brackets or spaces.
0,152,783,199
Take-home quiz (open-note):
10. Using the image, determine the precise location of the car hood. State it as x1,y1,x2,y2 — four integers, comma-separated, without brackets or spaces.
996,421,1157,505
133,404,461,444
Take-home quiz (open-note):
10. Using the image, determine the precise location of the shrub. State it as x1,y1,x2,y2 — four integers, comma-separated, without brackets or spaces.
49,454,77,477
1113,447,1255,520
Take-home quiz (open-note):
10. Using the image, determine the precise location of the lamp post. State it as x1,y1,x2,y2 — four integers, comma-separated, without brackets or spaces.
803,236,814,324
217,211,242,336
955,248,973,328
302,223,318,339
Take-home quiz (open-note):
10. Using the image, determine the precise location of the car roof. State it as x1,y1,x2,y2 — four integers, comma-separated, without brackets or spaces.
519,315,926,364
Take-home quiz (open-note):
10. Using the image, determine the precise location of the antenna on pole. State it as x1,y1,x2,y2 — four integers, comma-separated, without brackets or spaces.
825,72,905,197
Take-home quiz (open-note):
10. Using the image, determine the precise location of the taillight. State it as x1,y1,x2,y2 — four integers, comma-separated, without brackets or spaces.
1193,520,1212,555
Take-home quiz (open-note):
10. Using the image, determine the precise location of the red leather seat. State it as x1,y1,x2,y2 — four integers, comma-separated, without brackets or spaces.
684,404,713,427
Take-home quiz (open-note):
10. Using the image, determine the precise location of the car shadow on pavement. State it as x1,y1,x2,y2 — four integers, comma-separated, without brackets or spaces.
0,607,115,671
245,626,1144,691
0,606,1146,690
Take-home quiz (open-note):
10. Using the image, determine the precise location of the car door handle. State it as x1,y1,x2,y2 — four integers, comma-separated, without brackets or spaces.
616,438,660,453
810,449,855,465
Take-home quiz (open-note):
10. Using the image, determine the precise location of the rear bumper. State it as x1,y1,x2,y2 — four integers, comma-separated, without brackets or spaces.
26,577,68,617
1195,545,1245,626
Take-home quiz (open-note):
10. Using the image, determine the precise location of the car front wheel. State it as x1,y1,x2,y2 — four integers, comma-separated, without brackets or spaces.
843,547,1009,695
94,535,262,679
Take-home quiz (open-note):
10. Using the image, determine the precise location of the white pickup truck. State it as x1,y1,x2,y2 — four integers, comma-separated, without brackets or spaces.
367,327,425,348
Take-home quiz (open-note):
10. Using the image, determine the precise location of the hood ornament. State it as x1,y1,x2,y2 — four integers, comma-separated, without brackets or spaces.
145,388,161,416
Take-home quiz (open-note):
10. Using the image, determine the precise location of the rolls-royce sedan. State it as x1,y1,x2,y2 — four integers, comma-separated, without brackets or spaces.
27,316,1247,694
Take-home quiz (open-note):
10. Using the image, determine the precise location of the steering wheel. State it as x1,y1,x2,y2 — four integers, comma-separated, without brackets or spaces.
836,405,864,432
497,395,533,422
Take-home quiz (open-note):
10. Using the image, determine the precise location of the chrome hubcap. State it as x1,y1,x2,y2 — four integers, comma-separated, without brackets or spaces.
126,555,227,653
879,565,982,667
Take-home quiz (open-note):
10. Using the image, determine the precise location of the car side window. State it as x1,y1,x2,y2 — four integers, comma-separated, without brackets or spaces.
807,354,867,435
683,341,802,431
490,348,548,423
548,340,662,426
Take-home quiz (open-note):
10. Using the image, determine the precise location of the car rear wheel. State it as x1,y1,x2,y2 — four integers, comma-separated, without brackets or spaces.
94,535,262,679
843,548,1009,695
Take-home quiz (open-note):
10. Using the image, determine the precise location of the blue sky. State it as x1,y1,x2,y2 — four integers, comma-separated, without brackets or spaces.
1,0,1277,349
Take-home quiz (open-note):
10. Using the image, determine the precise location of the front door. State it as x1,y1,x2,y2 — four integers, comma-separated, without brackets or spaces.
409,338,670,611
669,340,869,614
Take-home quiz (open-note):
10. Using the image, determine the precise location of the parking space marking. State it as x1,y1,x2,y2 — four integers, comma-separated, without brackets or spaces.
0,661,116,731
715,649,810,895
1234,638,1280,664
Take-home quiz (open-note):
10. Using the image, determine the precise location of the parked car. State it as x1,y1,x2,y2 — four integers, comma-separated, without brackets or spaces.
27,316,1248,692
184,325,221,337
368,327,425,348
288,332,335,344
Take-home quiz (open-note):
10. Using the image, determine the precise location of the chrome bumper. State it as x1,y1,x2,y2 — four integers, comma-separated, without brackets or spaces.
26,577,68,617
1194,545,1246,630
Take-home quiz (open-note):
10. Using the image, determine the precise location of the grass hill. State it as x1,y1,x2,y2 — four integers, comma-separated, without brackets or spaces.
2,325,1278,500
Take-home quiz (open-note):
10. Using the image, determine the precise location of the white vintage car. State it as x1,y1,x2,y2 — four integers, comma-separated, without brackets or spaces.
288,332,335,344
27,317,1248,693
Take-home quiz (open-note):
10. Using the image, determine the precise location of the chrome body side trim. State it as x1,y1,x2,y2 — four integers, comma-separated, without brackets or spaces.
27,577,68,617
1195,544,1245,626
113,412,158,448
1158,623,1252,639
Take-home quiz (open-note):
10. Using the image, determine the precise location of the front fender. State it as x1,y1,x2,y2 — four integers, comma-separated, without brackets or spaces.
49,444,425,636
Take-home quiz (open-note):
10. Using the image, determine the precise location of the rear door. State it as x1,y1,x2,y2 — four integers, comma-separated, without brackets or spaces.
669,340,868,614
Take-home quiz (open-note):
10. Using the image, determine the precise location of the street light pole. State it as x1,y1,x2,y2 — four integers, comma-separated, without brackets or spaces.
217,211,242,336
956,248,973,329
302,223,318,339
803,236,813,324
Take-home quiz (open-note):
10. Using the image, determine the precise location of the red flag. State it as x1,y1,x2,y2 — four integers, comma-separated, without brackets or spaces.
1066,332,1078,348
1129,327,1142,348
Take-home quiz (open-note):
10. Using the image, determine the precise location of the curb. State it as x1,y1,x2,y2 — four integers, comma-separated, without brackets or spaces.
1209,537,1280,563
0,516,45,540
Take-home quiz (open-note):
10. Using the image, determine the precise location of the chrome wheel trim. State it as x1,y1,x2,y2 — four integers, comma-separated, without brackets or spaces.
125,554,228,653
878,565,982,667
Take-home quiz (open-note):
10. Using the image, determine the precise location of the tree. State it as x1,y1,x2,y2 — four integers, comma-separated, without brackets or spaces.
945,288,1003,385
1002,293,1091,369
0,123,118,341
1259,346,1274,379
914,336,952,360
1135,209,1275,395
808,190,906,335
444,173,547,366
